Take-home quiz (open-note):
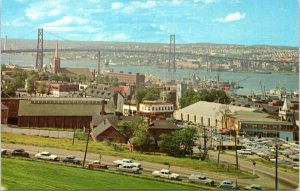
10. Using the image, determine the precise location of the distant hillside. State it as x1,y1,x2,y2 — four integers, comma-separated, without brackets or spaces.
1,38,298,50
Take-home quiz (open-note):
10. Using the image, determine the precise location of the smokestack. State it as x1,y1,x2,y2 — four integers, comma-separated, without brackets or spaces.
93,69,96,81
97,51,100,75
100,100,106,115
4,35,7,50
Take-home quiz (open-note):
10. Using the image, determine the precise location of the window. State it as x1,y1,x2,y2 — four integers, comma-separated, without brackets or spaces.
152,107,154,111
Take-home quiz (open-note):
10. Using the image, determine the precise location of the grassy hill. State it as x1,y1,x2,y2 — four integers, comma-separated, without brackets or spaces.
2,157,199,190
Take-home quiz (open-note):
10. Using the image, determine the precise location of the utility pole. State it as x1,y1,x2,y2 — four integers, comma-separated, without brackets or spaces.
82,127,91,168
234,129,239,170
275,144,278,190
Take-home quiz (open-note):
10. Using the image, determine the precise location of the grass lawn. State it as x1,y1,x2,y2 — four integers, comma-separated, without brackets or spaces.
2,132,256,178
2,157,199,190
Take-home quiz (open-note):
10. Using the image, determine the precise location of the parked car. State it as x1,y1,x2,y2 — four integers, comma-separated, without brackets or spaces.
1,149,7,156
219,180,238,190
152,169,180,180
117,164,141,174
244,184,262,190
188,174,214,186
35,151,59,161
62,156,81,165
87,160,108,169
12,149,30,157
113,159,141,168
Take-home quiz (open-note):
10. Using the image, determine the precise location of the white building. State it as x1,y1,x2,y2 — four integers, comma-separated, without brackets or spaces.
139,101,174,116
174,101,256,127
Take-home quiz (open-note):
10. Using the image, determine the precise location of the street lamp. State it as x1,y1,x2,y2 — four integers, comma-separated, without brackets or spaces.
252,160,256,175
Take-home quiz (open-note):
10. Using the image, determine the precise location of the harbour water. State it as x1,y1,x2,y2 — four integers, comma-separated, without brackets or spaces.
2,54,299,95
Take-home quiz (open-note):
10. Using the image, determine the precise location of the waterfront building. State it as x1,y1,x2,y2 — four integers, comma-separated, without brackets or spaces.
176,83,187,109
103,71,145,86
174,101,256,127
228,110,296,142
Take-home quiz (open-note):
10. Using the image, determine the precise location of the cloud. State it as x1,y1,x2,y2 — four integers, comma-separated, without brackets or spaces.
48,9,62,17
86,0,101,3
25,1,67,20
113,33,128,40
132,1,157,9
112,1,157,14
112,2,124,10
151,24,165,31
41,16,95,33
3,17,26,26
43,16,89,27
213,12,246,23
171,0,182,5
194,0,217,4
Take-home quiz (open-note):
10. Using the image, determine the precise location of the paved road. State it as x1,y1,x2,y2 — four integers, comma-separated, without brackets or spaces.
3,143,299,190
209,152,299,190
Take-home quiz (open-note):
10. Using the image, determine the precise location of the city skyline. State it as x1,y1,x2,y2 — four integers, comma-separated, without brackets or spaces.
2,0,299,46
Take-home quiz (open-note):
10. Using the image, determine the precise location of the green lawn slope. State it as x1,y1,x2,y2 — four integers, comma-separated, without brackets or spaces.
2,157,198,190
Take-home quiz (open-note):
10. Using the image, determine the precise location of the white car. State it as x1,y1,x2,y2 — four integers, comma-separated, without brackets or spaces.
35,151,59,161
113,159,141,168
117,164,141,174
152,169,180,180
188,174,214,186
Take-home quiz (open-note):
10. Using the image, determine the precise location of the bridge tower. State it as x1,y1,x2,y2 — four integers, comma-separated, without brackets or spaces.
168,34,176,72
35,28,43,71
97,51,101,75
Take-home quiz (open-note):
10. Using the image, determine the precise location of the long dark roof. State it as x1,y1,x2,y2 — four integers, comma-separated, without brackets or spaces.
18,99,113,116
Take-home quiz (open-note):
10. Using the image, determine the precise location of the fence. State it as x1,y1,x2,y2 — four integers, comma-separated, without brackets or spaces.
2,126,74,139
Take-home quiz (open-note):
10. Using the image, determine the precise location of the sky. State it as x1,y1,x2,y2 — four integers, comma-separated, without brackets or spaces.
1,0,299,46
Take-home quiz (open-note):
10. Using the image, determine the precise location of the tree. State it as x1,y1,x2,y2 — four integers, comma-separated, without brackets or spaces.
179,87,197,108
180,88,230,108
39,72,48,81
37,82,47,95
51,74,60,82
160,127,197,157
59,73,69,82
26,78,35,94
4,83,16,97
132,123,149,152
11,68,27,90
112,77,119,87
134,85,160,103
117,120,138,143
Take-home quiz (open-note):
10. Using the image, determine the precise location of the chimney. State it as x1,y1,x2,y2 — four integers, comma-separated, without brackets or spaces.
100,100,106,115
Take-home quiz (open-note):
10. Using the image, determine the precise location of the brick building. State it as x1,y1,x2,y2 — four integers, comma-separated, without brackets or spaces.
103,71,145,86
1,103,9,124
49,83,79,97
17,98,113,129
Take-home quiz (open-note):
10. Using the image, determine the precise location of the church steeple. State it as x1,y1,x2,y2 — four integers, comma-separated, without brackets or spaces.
279,97,293,122
52,41,60,74
54,41,59,59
